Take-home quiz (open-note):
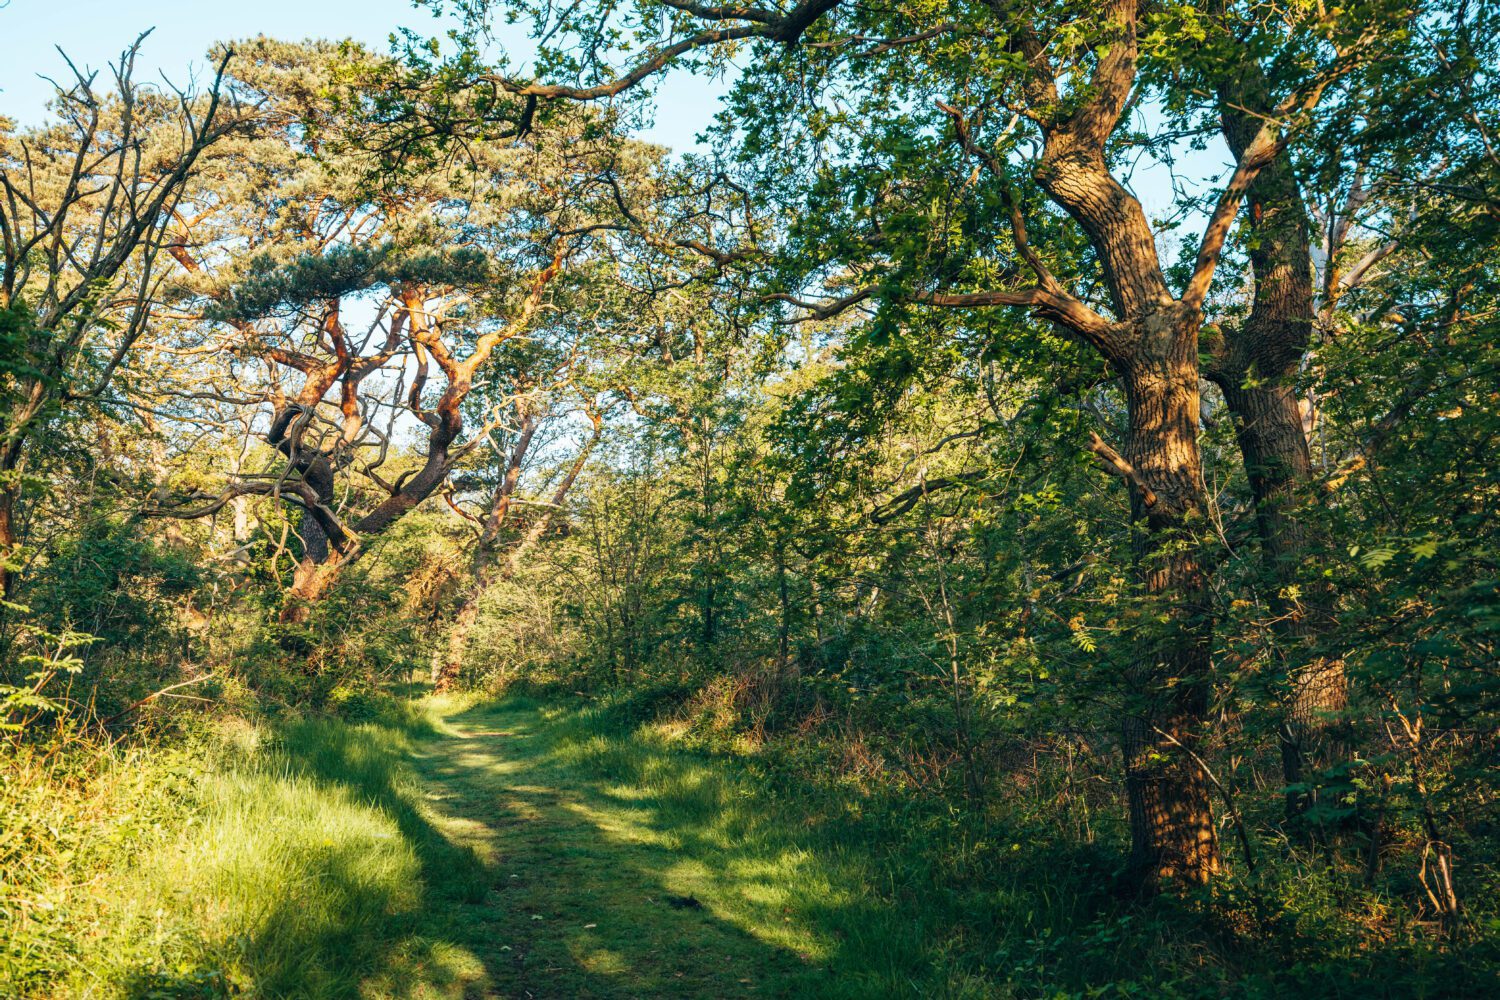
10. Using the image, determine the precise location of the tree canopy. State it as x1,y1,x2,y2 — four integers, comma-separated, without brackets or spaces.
1,4,1498,995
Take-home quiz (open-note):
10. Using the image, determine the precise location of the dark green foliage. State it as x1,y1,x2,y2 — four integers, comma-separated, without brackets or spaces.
26,517,202,651
4,4,1500,996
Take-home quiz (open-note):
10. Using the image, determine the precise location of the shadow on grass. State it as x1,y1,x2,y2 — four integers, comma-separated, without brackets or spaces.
494,686,1500,1000
144,694,817,999
147,679,1500,1000
117,701,496,1000
407,698,824,999
120,687,1126,999
419,693,1131,999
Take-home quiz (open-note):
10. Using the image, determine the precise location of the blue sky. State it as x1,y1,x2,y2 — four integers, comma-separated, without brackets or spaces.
0,0,724,152
0,1,1212,221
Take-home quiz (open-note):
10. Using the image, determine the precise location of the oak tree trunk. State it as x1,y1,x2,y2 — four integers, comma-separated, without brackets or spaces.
1118,312,1222,886
1215,92,1348,817
1221,378,1347,815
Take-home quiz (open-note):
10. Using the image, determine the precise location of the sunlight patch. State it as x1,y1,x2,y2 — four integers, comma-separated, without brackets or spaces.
572,944,631,977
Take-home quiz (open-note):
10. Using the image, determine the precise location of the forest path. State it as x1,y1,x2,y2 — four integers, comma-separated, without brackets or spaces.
389,697,833,1000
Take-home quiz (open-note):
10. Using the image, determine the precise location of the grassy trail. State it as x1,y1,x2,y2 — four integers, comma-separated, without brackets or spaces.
57,691,955,999
399,697,829,999
23,693,1487,999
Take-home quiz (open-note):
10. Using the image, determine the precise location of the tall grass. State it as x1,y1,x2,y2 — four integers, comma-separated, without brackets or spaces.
6,688,1494,998
1,699,487,999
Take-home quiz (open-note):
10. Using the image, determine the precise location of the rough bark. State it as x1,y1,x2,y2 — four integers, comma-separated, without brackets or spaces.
1023,3,1223,885
1211,74,1347,818
1116,310,1222,885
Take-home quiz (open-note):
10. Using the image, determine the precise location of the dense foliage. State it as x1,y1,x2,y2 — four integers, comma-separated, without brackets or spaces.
2,3,1498,996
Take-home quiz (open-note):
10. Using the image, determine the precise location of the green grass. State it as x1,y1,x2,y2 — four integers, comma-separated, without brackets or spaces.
63,703,490,999
413,696,950,998
20,692,1028,998
378,693,1170,999
8,691,1492,998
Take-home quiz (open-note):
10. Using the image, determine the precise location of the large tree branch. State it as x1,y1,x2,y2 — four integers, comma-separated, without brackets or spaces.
1086,431,1156,508
915,286,1120,358
486,0,844,101
1028,1,1172,321
871,470,987,524
771,279,1119,357
150,477,355,553
768,288,872,321
1181,125,1283,311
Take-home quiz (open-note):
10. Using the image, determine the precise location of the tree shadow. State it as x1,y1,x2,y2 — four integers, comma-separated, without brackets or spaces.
116,707,500,999
404,700,834,998
126,689,1500,1000
121,696,825,999
435,692,1137,998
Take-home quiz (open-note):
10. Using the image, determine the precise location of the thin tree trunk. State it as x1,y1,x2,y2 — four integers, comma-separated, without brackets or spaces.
434,415,599,691
776,540,791,678
498,423,598,581
1220,378,1347,814
434,582,488,690
0,486,15,600
431,414,538,689
0,428,32,600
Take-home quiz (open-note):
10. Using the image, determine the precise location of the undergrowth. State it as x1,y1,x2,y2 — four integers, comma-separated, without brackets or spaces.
509,677,1500,999
4,682,1495,998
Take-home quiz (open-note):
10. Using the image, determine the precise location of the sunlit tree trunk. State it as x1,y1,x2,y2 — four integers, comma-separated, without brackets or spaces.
1021,9,1226,876
1116,314,1222,885
973,0,1230,886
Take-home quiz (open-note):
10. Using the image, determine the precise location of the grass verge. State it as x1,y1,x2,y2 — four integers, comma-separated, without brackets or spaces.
2,698,489,999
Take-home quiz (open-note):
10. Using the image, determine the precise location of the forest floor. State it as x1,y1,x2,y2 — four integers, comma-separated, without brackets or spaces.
23,689,1474,998
384,695,832,999
40,688,974,1000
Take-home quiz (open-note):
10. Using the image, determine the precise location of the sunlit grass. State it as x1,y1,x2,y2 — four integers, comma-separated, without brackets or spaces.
401,696,944,997
88,768,425,997
0,692,1165,997
29,702,494,1000
16,688,1467,998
